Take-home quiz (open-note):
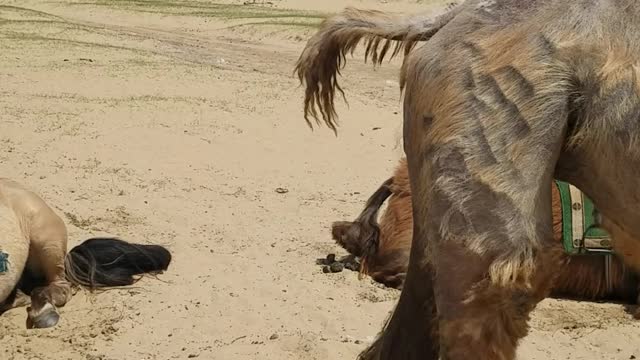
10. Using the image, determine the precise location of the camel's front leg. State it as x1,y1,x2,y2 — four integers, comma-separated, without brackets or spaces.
417,139,568,360
26,285,65,329
397,36,572,356
25,223,72,329
25,279,72,329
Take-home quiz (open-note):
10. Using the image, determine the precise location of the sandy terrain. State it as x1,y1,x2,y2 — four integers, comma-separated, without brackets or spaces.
0,0,638,359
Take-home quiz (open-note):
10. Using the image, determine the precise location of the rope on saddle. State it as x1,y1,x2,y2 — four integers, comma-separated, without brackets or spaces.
604,254,613,295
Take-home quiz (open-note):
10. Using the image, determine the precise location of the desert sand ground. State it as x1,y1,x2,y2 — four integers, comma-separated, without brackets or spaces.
0,0,639,359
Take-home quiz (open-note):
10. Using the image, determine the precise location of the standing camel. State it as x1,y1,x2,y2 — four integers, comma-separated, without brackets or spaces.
295,1,640,359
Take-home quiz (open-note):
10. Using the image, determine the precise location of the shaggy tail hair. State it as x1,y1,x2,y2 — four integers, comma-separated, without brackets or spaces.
294,4,461,132
64,237,172,290
331,177,393,275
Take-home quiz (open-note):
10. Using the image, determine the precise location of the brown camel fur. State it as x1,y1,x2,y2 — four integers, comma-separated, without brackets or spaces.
332,158,639,310
295,2,640,359
0,178,171,329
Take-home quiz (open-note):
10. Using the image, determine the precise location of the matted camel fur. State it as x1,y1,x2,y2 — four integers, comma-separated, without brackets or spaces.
295,1,640,359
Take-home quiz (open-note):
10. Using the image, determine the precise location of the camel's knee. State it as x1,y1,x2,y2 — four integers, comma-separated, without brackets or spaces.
47,281,72,306
29,281,72,309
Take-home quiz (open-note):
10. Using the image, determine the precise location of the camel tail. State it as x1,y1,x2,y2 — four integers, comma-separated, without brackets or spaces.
331,177,393,272
64,237,171,290
294,4,461,132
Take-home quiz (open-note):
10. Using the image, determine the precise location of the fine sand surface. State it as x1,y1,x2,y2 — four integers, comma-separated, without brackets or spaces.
0,0,638,359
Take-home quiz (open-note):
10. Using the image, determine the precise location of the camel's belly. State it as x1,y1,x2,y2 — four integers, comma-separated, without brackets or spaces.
0,205,28,303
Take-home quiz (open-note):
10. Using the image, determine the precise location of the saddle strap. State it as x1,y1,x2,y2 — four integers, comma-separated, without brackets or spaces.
604,254,613,294
555,181,617,293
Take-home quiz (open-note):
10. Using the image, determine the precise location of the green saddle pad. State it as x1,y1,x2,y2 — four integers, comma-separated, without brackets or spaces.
554,180,613,255
0,251,8,273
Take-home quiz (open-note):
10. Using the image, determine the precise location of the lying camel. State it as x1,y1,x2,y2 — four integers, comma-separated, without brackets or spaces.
332,158,639,312
0,177,171,328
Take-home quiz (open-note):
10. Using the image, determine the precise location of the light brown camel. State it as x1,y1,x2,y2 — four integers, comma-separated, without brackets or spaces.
0,178,171,329
331,157,639,315
295,2,640,359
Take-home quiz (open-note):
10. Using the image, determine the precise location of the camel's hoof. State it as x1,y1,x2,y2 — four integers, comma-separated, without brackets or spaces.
26,304,60,329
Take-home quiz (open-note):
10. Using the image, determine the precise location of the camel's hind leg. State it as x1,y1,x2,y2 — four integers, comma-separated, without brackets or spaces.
404,133,566,360
409,119,566,358
391,22,574,358
25,218,72,329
